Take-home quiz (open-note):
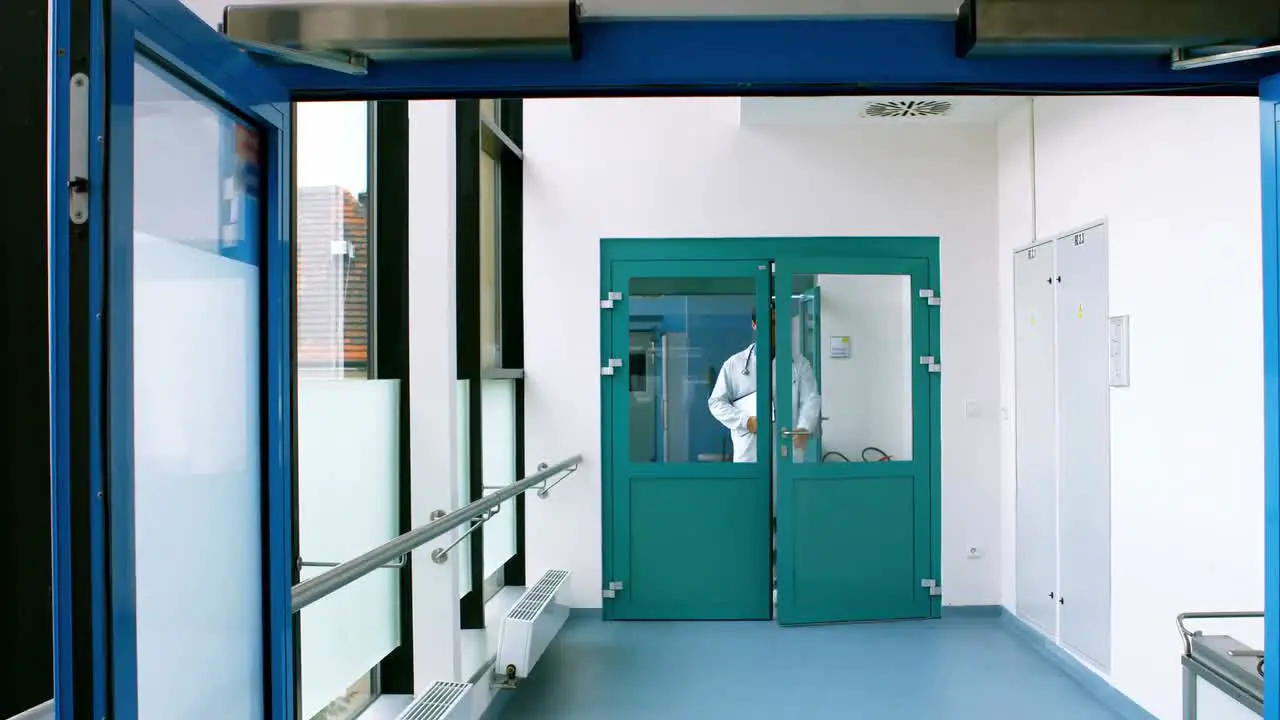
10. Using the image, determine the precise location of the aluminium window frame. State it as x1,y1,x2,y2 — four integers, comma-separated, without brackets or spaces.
457,97,526,630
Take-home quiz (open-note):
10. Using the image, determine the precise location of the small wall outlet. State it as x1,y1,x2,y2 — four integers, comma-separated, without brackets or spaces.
966,546,983,559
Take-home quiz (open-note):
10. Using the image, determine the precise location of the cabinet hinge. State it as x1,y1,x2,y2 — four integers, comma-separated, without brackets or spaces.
600,291,623,309
921,578,943,596
601,358,622,376
918,289,942,306
69,72,90,225
919,356,942,373
602,580,623,599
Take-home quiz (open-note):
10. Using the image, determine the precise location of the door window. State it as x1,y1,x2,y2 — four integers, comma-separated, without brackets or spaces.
782,273,914,464
626,276,760,465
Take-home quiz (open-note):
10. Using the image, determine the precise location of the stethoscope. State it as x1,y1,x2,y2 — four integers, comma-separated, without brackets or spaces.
741,343,756,376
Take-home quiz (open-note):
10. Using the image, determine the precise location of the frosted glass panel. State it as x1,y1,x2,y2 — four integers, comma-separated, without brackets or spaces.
297,380,401,719
132,58,263,720
481,379,518,577
457,379,472,598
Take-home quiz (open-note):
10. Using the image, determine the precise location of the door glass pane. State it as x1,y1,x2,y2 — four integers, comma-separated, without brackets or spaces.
786,274,913,464
132,58,263,719
628,276,758,464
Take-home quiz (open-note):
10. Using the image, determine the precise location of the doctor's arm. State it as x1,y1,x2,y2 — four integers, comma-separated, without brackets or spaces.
795,358,822,434
708,364,752,433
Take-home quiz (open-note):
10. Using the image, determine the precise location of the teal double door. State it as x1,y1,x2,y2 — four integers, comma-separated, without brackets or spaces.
602,244,940,625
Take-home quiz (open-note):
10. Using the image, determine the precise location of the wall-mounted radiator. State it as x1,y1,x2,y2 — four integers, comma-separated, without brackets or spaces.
495,569,572,687
393,681,473,720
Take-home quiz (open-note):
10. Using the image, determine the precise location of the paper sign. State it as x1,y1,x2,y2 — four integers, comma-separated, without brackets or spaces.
829,336,852,359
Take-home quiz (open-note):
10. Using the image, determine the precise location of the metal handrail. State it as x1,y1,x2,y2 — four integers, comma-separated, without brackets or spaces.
1176,611,1264,656
292,454,582,612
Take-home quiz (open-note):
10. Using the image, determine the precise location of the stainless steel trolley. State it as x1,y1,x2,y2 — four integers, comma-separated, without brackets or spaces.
1178,612,1264,719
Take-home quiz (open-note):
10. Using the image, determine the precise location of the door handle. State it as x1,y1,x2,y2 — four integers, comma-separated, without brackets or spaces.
779,428,811,438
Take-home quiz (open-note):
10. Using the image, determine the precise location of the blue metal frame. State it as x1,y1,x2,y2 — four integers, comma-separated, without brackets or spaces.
1260,75,1280,720
72,2,295,718
49,0,108,714
272,19,1280,97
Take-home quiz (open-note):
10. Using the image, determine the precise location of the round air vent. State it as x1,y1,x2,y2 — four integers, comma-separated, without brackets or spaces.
862,99,953,118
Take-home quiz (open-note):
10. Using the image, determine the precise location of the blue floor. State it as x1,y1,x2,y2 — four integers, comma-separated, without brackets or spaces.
495,615,1122,720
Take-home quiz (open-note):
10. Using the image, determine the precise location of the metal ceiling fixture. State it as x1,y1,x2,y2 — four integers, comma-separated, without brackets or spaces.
221,0,581,76
862,99,953,118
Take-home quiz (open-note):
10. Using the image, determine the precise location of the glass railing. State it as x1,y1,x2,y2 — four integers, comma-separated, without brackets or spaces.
296,379,402,720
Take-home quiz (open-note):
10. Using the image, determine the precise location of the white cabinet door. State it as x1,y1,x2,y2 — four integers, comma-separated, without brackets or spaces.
1014,242,1059,636
1055,223,1112,670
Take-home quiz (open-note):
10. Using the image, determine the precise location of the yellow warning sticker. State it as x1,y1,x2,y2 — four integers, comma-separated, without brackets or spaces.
1030,313,1036,326
1077,304,1084,319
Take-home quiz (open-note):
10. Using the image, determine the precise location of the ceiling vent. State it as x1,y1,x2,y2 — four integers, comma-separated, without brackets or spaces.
862,100,953,119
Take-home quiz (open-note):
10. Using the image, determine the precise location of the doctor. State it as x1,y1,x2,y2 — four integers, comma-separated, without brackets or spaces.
708,302,821,463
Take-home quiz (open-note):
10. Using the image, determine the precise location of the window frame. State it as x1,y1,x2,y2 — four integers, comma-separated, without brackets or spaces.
457,98,525,630
288,99,416,716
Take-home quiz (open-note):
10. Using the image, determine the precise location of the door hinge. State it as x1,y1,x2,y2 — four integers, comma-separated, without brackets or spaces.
600,291,623,309
918,289,942,306
68,72,90,225
601,358,622,376
602,580,623,598
919,356,942,373
921,578,943,597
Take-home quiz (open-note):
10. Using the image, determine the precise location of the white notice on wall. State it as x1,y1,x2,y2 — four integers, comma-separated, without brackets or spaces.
830,336,851,359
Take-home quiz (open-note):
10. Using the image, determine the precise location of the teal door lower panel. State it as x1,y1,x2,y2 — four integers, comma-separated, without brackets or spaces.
605,259,774,620
774,257,935,625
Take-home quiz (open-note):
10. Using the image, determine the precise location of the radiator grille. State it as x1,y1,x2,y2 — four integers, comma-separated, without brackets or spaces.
396,681,471,720
507,569,570,622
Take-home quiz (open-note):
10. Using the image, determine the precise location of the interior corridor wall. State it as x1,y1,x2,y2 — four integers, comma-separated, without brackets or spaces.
522,97,1003,608
996,97,1264,720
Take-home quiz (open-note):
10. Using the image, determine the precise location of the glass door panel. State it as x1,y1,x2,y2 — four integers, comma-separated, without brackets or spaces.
607,260,774,620
774,258,932,626
81,4,294,716
131,57,267,720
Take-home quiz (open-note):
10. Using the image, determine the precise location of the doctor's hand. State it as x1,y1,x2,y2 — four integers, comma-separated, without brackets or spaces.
746,416,758,434
793,433,809,451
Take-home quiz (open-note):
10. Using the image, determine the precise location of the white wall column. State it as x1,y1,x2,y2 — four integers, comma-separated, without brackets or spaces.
407,100,463,689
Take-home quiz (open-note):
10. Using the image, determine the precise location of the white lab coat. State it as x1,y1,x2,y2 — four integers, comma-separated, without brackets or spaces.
707,343,821,463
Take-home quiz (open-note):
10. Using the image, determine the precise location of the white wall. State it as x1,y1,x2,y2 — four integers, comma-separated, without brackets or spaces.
406,100,464,689
996,97,1264,720
523,97,1004,608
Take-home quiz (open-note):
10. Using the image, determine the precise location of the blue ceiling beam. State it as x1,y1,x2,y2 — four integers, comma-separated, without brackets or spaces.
268,18,1278,99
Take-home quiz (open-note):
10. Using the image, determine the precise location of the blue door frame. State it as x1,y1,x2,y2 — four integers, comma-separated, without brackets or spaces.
1259,75,1280,719
50,0,293,717
49,2,1280,717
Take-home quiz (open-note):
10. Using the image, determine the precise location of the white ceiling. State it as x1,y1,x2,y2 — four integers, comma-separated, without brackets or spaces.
738,96,1028,126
